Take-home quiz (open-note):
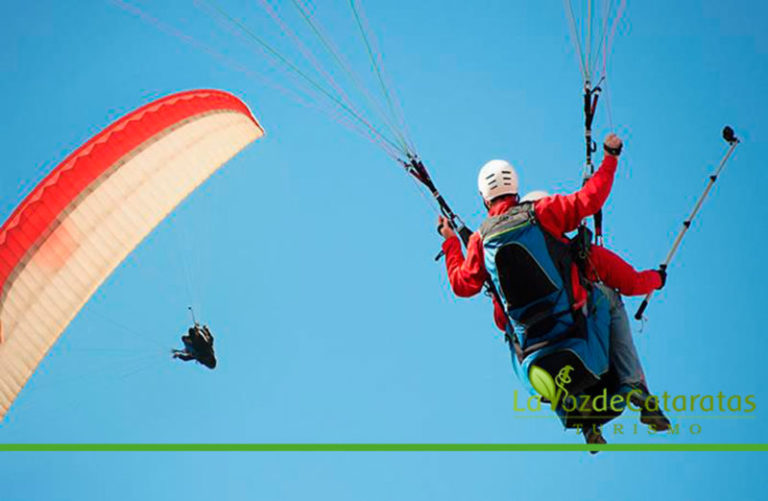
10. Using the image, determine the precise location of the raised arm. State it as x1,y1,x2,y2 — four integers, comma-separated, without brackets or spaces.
535,134,622,235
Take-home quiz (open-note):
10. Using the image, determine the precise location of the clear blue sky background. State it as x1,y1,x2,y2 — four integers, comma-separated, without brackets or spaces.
1,0,767,499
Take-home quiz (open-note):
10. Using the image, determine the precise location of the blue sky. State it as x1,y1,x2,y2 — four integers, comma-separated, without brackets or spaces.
1,0,767,499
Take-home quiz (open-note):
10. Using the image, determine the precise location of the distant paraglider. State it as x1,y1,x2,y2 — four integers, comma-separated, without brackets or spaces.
172,307,217,369
0,89,264,419
173,326,217,370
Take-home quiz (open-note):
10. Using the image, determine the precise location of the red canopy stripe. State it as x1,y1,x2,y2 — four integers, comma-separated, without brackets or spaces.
0,89,261,295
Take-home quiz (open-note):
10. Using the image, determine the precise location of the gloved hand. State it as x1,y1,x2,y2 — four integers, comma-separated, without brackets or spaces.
656,264,668,290
604,133,623,157
437,216,456,239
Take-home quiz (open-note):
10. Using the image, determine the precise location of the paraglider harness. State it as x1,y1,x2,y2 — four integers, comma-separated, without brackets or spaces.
478,202,610,379
476,201,623,429
173,323,217,369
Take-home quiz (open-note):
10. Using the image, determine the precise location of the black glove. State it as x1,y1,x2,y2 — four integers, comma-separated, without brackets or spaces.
656,265,667,290
604,142,622,157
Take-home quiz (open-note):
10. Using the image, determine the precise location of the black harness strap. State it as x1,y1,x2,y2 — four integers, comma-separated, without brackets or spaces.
582,83,603,245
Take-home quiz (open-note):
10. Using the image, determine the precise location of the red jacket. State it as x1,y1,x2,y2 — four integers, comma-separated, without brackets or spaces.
441,155,661,331
587,245,662,295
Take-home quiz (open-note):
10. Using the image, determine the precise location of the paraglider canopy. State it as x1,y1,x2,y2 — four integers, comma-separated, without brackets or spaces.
0,89,263,419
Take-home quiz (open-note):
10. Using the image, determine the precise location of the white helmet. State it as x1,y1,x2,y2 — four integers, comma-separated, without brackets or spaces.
520,190,550,203
477,159,519,202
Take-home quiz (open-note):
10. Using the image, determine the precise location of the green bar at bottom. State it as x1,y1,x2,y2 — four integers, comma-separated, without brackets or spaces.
0,444,766,452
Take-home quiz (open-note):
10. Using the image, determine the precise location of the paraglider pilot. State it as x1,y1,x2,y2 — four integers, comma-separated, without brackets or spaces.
172,324,217,369
437,134,670,446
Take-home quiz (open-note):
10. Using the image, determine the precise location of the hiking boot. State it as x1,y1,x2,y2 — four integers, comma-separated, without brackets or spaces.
639,407,672,432
626,385,672,432
583,427,606,454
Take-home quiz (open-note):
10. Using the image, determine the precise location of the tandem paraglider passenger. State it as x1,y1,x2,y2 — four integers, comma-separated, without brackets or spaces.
172,324,217,369
518,189,670,433
437,133,670,446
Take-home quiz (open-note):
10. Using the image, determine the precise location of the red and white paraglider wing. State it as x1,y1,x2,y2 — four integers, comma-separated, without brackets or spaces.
0,89,264,418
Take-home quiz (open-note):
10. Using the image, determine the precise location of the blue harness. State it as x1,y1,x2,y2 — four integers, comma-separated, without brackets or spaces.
478,202,611,396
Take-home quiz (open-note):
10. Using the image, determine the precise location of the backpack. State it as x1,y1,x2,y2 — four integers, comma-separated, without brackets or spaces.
478,202,613,410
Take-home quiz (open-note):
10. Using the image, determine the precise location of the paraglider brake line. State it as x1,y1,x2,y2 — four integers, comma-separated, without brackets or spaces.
400,157,509,335
397,154,472,261
402,155,461,225
582,79,605,245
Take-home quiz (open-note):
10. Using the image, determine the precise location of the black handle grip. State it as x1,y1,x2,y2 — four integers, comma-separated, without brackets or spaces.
458,226,473,246
593,209,603,238
634,299,649,320
436,225,473,261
